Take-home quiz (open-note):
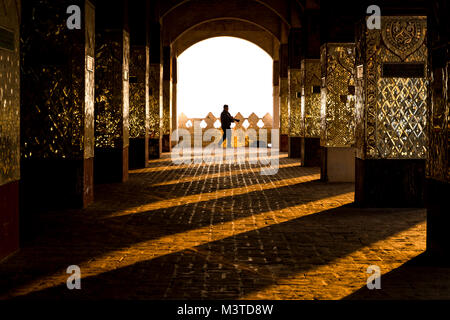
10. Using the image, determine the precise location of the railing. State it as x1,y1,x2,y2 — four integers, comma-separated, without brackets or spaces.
177,112,273,147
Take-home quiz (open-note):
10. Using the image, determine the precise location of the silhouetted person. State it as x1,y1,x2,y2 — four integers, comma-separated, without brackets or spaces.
218,104,239,148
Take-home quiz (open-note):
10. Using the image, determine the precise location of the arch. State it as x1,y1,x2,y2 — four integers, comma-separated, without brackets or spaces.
172,19,279,58
158,0,299,27
161,0,289,46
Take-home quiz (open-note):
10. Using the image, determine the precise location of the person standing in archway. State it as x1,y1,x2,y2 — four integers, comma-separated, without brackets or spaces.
218,104,239,148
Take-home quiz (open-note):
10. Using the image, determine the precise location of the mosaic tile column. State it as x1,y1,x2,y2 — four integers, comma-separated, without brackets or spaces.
148,22,161,158
320,43,356,182
426,0,449,258
288,67,302,158
20,0,95,220
279,44,289,152
161,46,172,152
129,45,149,169
95,27,130,183
273,60,280,131
0,0,20,260
171,56,178,148
288,28,302,158
300,59,322,166
355,16,428,207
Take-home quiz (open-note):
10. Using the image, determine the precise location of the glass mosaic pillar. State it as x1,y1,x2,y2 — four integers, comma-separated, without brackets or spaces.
320,43,356,182
148,22,162,159
273,60,280,131
426,0,449,257
20,0,95,217
355,16,428,207
129,45,149,169
161,46,172,152
279,44,289,152
288,28,302,159
0,0,20,260
171,56,178,148
300,59,322,166
95,7,130,183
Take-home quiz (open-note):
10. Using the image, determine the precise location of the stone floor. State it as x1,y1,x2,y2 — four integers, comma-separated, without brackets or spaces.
0,149,449,300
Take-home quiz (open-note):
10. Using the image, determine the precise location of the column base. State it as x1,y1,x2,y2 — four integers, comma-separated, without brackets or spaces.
148,138,161,159
21,158,94,210
0,181,19,261
320,147,355,182
129,138,148,169
280,134,289,152
288,137,302,158
301,137,321,167
20,158,94,243
355,158,425,207
426,178,450,260
162,134,171,152
95,147,129,184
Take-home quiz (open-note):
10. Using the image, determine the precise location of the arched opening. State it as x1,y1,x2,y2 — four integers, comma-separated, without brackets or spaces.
177,36,273,135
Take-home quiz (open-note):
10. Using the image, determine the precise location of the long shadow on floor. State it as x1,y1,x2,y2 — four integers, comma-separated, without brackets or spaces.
0,178,351,296
343,253,450,300
9,206,425,299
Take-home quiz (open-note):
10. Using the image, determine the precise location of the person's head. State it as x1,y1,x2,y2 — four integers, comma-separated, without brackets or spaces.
223,104,229,111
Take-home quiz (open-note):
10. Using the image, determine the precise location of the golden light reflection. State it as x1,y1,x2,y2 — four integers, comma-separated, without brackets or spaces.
151,162,301,187
7,192,354,297
243,218,426,300
103,173,321,219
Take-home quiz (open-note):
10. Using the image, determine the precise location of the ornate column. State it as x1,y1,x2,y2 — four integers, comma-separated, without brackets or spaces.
288,28,302,158
0,0,20,260
355,16,428,207
299,8,321,167
426,0,449,258
129,46,149,169
171,55,178,148
128,0,150,169
148,21,161,158
279,44,289,152
20,0,95,220
300,59,322,166
273,60,280,131
160,46,172,152
320,43,356,182
95,0,129,183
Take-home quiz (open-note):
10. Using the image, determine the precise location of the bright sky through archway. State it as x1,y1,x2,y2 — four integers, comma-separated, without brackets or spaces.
177,37,273,119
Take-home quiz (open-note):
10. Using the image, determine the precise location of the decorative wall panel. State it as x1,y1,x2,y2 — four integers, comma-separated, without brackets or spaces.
288,69,302,137
129,45,148,139
355,16,428,159
0,0,20,185
320,43,356,147
149,63,161,138
95,29,129,149
279,78,289,135
21,0,95,160
301,59,321,138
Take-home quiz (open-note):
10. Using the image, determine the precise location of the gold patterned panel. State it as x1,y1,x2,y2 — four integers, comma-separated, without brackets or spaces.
129,46,147,139
0,0,20,185
301,59,321,138
149,63,161,138
355,16,428,160
288,69,302,136
320,43,356,147
161,79,171,136
279,78,289,135
21,0,94,160
95,29,127,148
